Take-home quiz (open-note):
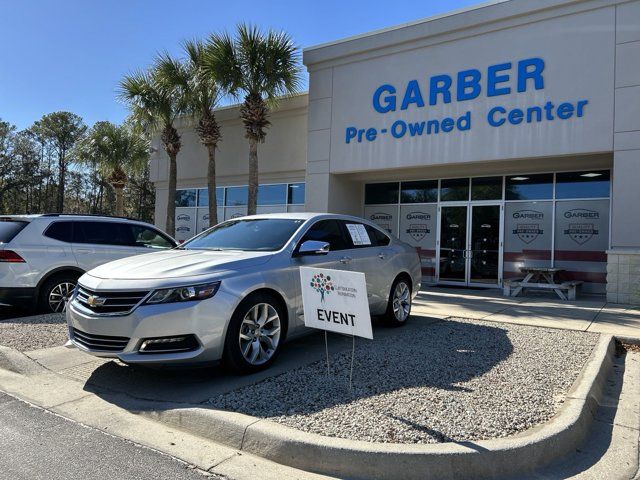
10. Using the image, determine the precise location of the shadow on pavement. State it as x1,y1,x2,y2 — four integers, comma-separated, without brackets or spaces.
81,317,514,420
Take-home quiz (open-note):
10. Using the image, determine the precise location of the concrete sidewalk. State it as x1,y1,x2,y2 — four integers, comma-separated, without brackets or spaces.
414,287,640,338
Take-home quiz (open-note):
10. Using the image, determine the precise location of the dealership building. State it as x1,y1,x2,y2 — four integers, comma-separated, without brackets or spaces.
150,0,640,304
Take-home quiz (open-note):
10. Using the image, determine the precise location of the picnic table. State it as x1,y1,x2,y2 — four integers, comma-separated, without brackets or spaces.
503,267,582,300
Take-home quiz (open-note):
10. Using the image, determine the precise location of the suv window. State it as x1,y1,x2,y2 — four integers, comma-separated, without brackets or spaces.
44,221,73,243
0,220,28,244
341,221,391,248
73,221,133,246
130,225,174,249
300,219,349,251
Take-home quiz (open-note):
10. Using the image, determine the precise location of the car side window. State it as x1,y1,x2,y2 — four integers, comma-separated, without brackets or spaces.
44,221,73,243
365,224,391,246
300,220,349,251
340,221,391,248
130,225,174,249
73,221,134,246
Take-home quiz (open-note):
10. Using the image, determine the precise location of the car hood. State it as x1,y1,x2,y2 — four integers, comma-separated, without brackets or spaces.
86,249,274,281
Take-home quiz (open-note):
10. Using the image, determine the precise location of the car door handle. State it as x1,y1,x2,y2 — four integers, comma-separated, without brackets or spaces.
339,256,352,264
378,252,387,260
76,248,94,254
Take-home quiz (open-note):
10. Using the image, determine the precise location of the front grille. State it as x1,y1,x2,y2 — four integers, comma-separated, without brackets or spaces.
75,286,149,315
72,328,130,352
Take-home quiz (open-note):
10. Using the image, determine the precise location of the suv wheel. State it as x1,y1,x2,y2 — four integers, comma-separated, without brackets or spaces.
39,274,79,313
223,293,285,374
384,276,412,327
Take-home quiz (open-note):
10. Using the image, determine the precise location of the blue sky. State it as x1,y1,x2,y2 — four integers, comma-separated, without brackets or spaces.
0,0,482,130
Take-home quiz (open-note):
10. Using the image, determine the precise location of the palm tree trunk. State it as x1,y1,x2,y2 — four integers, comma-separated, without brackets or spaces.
166,152,177,237
247,139,258,215
114,185,125,217
207,145,218,226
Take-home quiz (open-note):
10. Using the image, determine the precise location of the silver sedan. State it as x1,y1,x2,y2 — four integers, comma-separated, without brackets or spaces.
66,213,421,374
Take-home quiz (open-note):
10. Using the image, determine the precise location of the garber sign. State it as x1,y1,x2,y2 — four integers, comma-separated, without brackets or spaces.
300,267,373,339
344,57,589,144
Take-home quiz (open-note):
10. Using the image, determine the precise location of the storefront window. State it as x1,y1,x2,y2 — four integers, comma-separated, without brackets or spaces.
175,189,196,207
554,199,609,293
471,176,503,200
505,174,553,200
226,186,248,206
258,184,287,205
287,183,305,204
555,170,610,199
503,202,553,278
197,188,225,207
365,182,399,205
400,180,438,203
440,178,469,202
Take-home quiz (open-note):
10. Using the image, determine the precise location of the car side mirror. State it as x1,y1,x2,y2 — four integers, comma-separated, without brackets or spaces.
296,240,330,256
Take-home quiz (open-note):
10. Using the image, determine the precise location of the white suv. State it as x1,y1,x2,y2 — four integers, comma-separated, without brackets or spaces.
0,214,177,313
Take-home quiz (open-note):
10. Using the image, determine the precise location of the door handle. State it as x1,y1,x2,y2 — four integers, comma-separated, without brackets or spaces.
378,252,386,260
339,256,352,264
76,248,93,254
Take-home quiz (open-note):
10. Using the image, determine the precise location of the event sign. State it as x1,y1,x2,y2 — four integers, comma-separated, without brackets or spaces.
300,267,373,339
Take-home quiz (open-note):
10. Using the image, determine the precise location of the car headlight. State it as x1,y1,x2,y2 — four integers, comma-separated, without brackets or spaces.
145,282,221,305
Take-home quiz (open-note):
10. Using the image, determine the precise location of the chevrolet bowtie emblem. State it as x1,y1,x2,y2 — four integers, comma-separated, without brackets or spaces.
87,295,107,307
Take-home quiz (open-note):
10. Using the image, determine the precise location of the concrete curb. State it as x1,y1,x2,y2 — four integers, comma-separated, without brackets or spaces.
0,346,46,375
144,334,616,480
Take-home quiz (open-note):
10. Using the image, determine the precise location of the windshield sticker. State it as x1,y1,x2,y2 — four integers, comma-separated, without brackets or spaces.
346,224,371,246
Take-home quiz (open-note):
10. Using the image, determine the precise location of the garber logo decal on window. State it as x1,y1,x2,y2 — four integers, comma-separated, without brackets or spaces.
564,209,599,219
513,210,544,220
564,223,598,245
177,214,191,221
176,226,191,232
405,212,431,241
310,273,335,302
370,212,393,233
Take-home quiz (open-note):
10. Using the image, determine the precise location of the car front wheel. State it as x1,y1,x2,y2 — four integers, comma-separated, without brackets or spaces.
39,274,78,313
223,293,285,374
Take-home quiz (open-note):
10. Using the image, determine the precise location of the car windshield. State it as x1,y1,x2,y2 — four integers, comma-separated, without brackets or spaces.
182,218,305,251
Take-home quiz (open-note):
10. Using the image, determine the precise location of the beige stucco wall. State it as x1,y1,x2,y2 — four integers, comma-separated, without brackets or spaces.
151,94,308,230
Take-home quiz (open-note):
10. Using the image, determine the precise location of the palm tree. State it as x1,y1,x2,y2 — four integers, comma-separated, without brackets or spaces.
156,40,223,226
119,61,184,236
75,121,149,217
206,24,301,215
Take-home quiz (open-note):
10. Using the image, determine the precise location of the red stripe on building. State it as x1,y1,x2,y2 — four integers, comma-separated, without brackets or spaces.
421,267,436,275
554,250,607,262
503,250,552,262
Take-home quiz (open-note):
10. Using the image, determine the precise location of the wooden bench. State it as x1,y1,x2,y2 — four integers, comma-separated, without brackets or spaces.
504,279,583,300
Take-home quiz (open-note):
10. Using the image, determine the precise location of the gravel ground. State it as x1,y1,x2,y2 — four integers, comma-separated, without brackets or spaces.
0,313,67,351
208,317,599,444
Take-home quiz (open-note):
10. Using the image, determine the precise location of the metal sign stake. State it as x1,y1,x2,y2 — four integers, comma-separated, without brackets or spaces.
324,330,330,377
349,335,355,392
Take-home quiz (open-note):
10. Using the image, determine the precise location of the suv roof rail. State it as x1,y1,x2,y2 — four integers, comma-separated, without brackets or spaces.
39,213,142,221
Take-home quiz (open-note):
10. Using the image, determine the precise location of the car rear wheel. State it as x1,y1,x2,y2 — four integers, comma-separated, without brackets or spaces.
384,276,412,327
39,274,78,313
223,293,285,374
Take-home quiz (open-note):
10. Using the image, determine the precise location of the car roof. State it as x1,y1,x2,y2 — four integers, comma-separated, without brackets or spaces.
224,212,383,225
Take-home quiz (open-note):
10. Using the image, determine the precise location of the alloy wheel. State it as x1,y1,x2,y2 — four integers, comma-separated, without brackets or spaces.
392,281,411,322
49,282,75,313
238,303,282,365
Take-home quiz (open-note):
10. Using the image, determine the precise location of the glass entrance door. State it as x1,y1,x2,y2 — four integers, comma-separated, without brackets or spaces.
438,204,502,286
439,206,467,282
469,205,501,285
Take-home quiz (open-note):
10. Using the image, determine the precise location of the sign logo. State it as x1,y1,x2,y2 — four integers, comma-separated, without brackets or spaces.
513,209,544,220
564,223,598,245
406,212,431,221
176,226,191,233
513,224,543,244
86,295,107,307
230,213,243,219
310,273,335,302
177,214,191,221
564,209,599,219
203,214,209,221
406,224,430,242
